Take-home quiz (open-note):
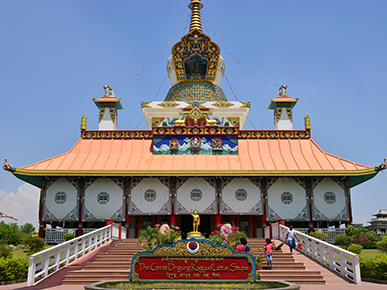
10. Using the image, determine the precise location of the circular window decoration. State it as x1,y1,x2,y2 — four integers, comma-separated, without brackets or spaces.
281,192,293,204
55,192,67,204
144,189,157,202
97,192,110,204
235,189,247,201
190,189,202,201
324,192,336,204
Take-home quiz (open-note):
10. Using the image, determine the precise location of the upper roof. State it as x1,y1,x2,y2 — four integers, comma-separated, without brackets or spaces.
10,130,379,188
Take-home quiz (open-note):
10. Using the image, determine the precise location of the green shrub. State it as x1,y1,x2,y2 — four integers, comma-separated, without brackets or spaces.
360,242,377,249
23,236,45,255
347,244,362,255
309,231,329,240
0,245,12,259
377,238,387,254
7,233,21,245
360,254,387,280
0,257,29,281
334,234,354,249
64,233,75,241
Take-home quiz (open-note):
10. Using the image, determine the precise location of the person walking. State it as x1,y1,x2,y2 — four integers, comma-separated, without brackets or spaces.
264,238,274,269
285,225,300,254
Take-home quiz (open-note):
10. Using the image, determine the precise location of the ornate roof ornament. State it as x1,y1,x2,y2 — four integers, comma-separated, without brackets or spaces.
171,0,220,83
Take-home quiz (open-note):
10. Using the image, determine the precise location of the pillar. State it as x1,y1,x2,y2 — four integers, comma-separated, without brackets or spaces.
261,177,268,238
77,178,84,237
125,177,130,237
38,179,46,239
216,215,222,230
170,177,176,227
345,177,353,225
305,177,314,233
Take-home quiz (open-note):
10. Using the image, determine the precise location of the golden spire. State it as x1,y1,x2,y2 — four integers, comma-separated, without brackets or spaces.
81,114,87,130
304,114,311,130
189,0,203,32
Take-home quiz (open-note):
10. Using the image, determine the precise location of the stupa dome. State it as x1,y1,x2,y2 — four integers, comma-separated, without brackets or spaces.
164,81,227,102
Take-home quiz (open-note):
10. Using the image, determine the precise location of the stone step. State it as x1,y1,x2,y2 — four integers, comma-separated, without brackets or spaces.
260,278,325,285
66,270,129,276
260,270,322,276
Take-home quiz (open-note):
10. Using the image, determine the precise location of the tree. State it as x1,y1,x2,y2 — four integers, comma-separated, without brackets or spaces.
20,223,35,235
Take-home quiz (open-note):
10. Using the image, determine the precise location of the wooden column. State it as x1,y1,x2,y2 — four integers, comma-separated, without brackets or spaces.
345,177,353,225
216,177,222,229
305,177,314,233
38,179,46,239
170,177,176,227
124,177,130,237
77,178,84,237
261,177,268,238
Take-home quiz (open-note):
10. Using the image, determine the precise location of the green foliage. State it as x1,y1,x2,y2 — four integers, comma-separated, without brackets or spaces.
379,233,387,241
359,242,377,249
0,222,20,245
138,227,159,251
334,234,354,249
377,238,387,254
309,231,329,240
0,257,29,281
208,233,223,245
250,248,263,265
20,223,35,235
360,255,387,280
347,244,363,255
157,229,181,245
0,245,13,259
23,236,45,255
64,233,75,241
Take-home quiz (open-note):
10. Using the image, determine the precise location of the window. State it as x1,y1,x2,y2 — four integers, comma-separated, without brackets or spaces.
190,189,202,201
97,192,110,204
235,189,247,201
144,189,157,202
324,192,336,204
55,192,67,204
281,192,293,204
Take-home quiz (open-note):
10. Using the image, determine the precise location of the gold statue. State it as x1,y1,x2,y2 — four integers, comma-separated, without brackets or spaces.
190,208,201,234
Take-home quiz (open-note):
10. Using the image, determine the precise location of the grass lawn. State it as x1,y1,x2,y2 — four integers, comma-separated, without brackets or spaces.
12,245,54,260
360,249,384,258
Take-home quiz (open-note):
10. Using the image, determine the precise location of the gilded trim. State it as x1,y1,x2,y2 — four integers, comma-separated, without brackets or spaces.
13,167,378,177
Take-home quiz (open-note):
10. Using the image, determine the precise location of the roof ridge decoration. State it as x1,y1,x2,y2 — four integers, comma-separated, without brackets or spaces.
171,1,220,83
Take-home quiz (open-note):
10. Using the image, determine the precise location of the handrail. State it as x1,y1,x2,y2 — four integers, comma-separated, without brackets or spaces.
27,223,121,286
278,224,361,284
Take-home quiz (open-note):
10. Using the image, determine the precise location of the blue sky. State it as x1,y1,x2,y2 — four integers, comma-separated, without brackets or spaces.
1,0,386,229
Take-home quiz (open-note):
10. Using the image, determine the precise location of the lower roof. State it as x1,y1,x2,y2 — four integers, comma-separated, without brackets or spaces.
10,134,380,188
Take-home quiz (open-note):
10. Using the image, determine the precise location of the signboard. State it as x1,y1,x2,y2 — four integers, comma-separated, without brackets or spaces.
130,239,256,282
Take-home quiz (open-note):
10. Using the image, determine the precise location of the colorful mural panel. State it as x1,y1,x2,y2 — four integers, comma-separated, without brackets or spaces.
153,135,238,155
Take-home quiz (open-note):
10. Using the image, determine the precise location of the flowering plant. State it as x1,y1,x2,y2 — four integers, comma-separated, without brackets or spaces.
0,211,17,221
209,224,247,249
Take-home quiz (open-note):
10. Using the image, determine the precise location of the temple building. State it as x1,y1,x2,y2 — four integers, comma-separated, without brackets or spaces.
366,209,387,236
4,0,385,239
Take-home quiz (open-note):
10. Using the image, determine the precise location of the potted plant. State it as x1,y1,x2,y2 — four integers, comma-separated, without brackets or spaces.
251,248,263,270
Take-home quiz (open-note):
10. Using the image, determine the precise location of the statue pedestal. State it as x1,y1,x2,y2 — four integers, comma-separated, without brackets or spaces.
188,231,203,238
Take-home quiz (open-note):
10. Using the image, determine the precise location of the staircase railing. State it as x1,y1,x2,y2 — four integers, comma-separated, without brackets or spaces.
27,222,122,286
278,224,361,285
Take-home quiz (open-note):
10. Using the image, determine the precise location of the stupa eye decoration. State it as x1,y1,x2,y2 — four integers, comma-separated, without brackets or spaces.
172,30,220,82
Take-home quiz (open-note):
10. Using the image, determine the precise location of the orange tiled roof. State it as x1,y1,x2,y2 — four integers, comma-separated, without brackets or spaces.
17,137,372,175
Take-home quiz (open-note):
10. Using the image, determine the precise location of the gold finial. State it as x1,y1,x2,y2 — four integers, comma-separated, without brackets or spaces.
81,114,87,130
304,114,311,130
188,0,203,33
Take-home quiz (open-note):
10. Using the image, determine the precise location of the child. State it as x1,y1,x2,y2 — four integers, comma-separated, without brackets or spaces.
264,238,273,270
